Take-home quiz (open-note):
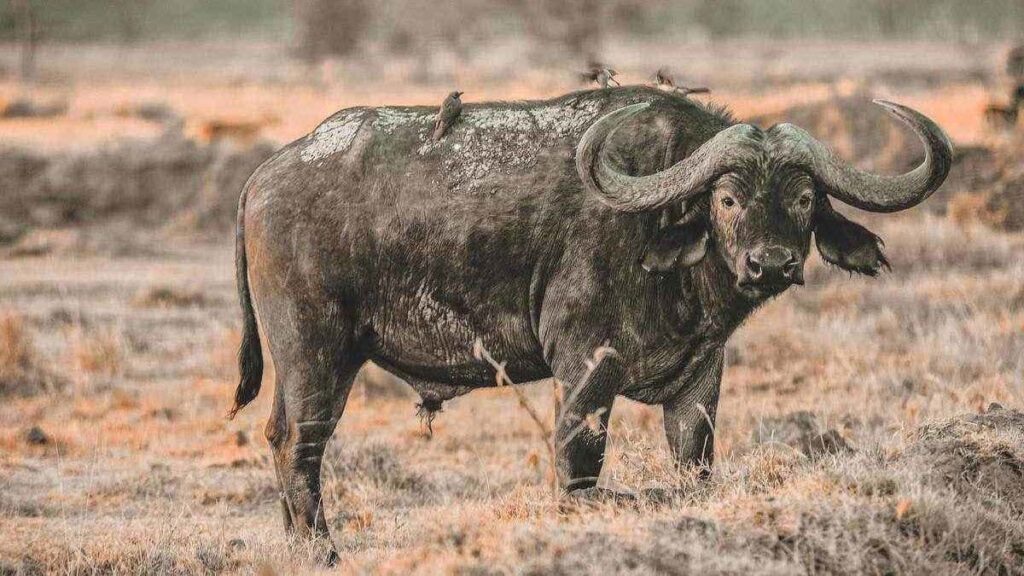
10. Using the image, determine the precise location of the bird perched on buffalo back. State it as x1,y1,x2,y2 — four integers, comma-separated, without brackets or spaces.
653,67,675,89
432,91,463,141
652,67,710,97
580,63,619,88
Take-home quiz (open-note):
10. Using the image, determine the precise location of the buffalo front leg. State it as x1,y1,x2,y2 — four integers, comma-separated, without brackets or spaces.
662,349,723,473
551,352,622,494
265,354,360,565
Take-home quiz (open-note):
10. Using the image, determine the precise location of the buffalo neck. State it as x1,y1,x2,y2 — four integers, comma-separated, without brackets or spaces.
687,253,757,338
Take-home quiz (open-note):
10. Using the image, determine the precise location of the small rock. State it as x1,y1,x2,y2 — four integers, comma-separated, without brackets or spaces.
23,426,49,445
149,407,176,420
754,411,816,446
754,411,854,459
562,486,638,510
674,516,718,538
987,402,1005,413
2,98,67,119
903,408,1024,511
805,429,853,459
134,102,179,123
640,487,684,505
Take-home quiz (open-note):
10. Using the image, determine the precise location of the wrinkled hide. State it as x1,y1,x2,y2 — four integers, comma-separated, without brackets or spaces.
242,87,749,406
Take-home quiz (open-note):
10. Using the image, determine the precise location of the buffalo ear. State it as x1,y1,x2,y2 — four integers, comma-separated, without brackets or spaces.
814,200,890,276
641,218,709,272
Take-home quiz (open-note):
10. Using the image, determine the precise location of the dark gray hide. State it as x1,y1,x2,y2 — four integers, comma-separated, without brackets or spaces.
230,86,950,560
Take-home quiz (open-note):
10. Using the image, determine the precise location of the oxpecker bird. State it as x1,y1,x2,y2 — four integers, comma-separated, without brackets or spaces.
653,67,675,89
580,64,620,88
432,90,463,141
652,67,710,97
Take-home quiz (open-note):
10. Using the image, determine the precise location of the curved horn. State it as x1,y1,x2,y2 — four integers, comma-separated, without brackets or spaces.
576,103,761,213
774,100,953,213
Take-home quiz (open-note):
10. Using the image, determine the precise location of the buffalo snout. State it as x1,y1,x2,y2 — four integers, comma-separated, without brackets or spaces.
738,245,804,290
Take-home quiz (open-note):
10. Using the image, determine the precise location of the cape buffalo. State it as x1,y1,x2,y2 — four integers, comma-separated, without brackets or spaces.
229,86,952,560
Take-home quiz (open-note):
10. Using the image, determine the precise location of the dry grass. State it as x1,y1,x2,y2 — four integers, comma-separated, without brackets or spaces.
132,286,209,309
0,311,35,387
948,191,998,229
0,310,58,396
1,40,1023,575
66,324,126,384
206,328,243,381
0,210,1019,575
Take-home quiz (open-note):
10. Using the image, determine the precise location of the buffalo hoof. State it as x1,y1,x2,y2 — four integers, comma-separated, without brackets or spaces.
561,486,638,510
324,549,340,567
308,545,339,567
639,487,688,505
301,537,339,566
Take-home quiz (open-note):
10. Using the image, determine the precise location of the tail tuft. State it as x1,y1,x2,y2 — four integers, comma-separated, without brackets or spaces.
229,324,263,419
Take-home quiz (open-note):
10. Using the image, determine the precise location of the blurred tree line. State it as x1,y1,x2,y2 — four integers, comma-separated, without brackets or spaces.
2,0,1023,62
0,0,283,43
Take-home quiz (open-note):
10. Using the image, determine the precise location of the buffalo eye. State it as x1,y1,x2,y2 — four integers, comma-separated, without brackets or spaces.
721,195,737,209
797,191,814,211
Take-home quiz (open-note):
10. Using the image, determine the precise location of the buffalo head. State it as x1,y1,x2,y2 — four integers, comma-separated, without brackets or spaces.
576,100,953,299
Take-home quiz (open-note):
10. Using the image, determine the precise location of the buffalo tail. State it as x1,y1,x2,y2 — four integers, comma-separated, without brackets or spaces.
229,183,264,419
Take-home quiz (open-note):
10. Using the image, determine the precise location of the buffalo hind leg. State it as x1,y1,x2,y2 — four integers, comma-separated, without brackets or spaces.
265,354,361,565
266,385,294,534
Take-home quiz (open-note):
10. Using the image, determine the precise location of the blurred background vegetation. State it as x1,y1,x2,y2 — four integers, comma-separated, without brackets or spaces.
2,0,1023,55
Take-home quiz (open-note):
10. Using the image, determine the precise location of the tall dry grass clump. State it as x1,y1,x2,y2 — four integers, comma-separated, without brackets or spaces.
0,310,57,395
206,327,241,381
67,325,125,382
947,192,999,230
131,285,208,309
0,311,34,377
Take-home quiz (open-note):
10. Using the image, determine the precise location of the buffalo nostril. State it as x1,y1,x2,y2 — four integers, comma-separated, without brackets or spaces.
782,255,804,285
782,256,798,276
745,253,762,279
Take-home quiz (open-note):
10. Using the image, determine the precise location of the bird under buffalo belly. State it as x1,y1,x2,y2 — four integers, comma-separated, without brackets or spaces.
229,85,952,563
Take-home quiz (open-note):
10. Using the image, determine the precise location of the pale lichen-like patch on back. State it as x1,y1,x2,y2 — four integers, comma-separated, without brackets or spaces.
530,98,603,137
413,100,604,194
374,108,434,136
463,107,535,131
301,108,369,164
307,96,629,195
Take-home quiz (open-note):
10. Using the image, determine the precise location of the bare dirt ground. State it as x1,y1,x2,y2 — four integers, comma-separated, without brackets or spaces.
1,40,1023,574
